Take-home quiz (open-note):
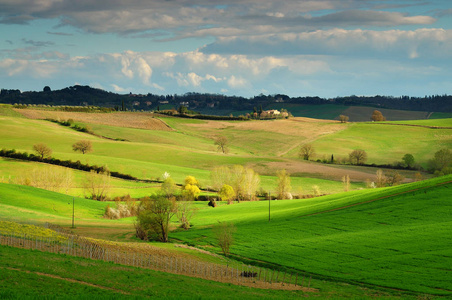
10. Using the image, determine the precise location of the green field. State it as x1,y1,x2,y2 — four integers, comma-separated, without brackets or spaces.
172,175,452,295
0,246,312,300
1,107,451,298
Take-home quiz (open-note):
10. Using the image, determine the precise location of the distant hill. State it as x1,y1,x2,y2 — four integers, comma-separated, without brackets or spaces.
1,85,451,121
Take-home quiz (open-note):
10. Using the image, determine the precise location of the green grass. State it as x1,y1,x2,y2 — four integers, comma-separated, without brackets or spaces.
387,118,452,127
171,175,452,295
0,104,24,118
307,122,452,165
0,183,106,222
0,246,314,300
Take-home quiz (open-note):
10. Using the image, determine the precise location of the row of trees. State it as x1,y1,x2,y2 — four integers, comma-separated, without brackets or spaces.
339,110,386,123
3,85,451,113
298,143,451,174
33,141,92,159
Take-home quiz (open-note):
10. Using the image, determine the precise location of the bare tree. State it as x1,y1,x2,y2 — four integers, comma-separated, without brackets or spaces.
213,222,236,257
299,144,315,160
339,115,349,123
177,201,197,230
349,149,368,165
385,170,405,186
33,143,52,159
276,169,292,199
342,174,350,192
72,140,93,154
214,136,229,154
376,169,386,188
83,170,111,201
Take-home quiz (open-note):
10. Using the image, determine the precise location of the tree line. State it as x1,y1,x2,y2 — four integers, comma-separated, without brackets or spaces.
1,85,451,113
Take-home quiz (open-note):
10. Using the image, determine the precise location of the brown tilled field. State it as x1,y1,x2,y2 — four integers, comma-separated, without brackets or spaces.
15,109,172,131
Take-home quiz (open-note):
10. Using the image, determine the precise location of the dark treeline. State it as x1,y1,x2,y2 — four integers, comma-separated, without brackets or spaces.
1,85,451,113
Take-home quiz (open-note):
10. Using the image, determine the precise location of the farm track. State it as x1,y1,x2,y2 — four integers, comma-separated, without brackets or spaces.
301,180,452,218
2,266,131,295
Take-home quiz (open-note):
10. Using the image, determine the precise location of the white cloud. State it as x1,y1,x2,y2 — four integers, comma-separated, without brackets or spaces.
227,75,248,89
201,28,452,61
111,84,126,92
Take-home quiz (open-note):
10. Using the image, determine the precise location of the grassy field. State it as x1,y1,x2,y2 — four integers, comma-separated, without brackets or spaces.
303,121,452,166
172,175,452,295
1,175,450,297
1,107,451,298
1,245,414,299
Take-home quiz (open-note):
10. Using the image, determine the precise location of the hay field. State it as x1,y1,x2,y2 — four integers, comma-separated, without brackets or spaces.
16,109,171,131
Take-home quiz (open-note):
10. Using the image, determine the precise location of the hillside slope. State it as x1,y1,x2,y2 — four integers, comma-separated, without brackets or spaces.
172,175,452,295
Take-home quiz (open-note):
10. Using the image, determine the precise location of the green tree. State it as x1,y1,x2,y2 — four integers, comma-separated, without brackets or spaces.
136,196,178,242
178,105,188,114
402,154,415,168
428,148,452,175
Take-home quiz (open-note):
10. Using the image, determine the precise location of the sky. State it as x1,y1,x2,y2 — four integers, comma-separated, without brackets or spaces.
0,0,451,98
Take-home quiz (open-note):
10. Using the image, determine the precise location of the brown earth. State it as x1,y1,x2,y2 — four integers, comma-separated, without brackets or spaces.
14,109,172,131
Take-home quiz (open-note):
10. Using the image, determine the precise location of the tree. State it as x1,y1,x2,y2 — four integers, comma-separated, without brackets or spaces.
136,196,178,242
83,170,111,201
214,136,229,154
371,110,386,121
276,169,292,199
339,115,349,123
402,154,415,168
43,86,51,92
428,148,452,175
376,169,386,187
33,143,52,159
342,174,350,192
182,176,200,200
385,170,404,186
72,140,93,154
219,184,235,204
161,177,177,197
177,201,197,230
211,165,260,201
299,144,315,160
178,105,188,114
349,149,367,165
213,222,236,257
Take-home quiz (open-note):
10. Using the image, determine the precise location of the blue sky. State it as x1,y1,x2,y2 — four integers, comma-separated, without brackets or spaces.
0,0,451,97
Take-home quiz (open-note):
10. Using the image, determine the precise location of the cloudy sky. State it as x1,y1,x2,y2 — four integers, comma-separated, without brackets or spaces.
1,0,451,97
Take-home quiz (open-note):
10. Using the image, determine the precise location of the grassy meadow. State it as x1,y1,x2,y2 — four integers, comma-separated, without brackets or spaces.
172,175,452,295
1,105,451,298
